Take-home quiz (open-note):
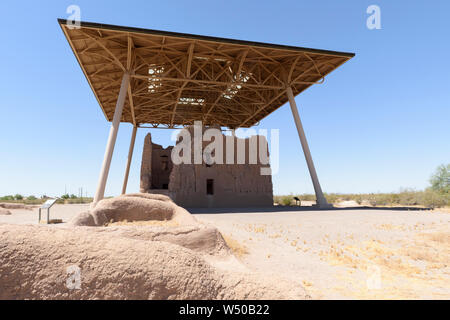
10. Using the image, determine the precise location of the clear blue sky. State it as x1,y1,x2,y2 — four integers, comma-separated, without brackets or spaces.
0,0,449,197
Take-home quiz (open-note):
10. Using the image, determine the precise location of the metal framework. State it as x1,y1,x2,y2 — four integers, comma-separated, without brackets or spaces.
58,19,354,207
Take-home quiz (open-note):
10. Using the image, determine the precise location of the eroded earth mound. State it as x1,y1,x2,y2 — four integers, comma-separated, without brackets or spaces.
0,193,309,300
69,193,196,227
0,208,11,215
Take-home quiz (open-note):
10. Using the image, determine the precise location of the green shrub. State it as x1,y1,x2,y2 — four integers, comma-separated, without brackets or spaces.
298,194,316,201
324,193,341,204
421,189,449,208
430,164,450,194
281,196,292,206
14,194,23,200
274,195,293,206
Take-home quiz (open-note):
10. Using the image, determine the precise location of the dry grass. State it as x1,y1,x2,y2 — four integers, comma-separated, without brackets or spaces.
377,223,407,231
222,234,249,258
319,230,450,299
106,219,179,227
244,223,267,234
274,190,450,208
39,219,63,224
302,280,313,287
420,231,450,243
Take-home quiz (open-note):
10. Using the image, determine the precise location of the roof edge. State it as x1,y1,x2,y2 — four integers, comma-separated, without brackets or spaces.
57,18,355,58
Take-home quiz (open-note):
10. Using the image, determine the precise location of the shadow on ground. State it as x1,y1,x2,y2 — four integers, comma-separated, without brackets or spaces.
188,206,432,214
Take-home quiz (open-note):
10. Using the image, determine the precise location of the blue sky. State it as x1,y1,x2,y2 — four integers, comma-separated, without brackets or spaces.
0,0,449,197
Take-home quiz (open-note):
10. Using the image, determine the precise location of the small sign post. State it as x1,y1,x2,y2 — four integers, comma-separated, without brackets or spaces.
38,198,58,224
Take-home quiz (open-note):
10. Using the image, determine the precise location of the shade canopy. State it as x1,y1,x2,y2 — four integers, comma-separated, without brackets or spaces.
59,19,354,128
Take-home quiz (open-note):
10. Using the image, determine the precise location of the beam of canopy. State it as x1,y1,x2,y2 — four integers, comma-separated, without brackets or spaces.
58,19,354,128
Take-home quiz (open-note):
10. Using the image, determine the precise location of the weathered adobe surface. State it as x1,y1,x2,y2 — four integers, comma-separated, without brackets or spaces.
69,193,196,227
0,194,309,299
0,208,11,215
69,193,226,255
0,203,34,210
140,128,274,208
0,224,308,299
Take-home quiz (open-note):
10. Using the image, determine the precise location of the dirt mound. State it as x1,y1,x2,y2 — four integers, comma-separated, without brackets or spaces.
122,193,173,202
0,224,308,299
0,203,33,210
1,194,309,299
103,224,230,256
0,208,11,215
69,193,196,227
69,193,232,257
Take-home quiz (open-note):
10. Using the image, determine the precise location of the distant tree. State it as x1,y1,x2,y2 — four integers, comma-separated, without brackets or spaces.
61,194,70,199
430,164,450,194
27,195,37,200
70,194,77,199
14,194,23,200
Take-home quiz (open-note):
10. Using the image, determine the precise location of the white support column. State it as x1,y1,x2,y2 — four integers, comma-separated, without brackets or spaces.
121,125,137,194
93,72,130,205
286,86,331,208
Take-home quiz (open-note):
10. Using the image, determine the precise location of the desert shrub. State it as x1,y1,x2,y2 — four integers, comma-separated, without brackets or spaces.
430,164,450,194
397,189,419,206
0,195,15,201
389,193,400,205
66,197,93,204
420,189,449,208
275,190,449,208
301,194,316,201
280,196,292,206
273,195,293,206
324,193,341,204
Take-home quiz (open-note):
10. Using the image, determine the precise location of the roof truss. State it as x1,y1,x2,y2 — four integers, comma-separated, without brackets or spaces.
59,20,354,128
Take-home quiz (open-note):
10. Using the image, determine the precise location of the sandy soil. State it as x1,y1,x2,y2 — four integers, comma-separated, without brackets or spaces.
195,208,450,299
0,203,448,299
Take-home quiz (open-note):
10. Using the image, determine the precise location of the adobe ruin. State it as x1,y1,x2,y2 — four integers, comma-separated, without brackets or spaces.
140,127,273,207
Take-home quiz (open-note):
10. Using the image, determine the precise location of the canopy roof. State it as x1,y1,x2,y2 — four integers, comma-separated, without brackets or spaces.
59,19,354,128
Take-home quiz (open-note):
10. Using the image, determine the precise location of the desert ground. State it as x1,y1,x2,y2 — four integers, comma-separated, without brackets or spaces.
0,202,449,299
